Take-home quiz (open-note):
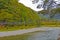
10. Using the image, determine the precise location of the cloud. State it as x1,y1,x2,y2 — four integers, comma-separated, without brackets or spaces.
18,0,60,11
18,0,43,11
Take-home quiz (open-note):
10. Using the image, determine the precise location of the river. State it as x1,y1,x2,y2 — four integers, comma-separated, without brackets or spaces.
26,29,60,40
0,28,60,40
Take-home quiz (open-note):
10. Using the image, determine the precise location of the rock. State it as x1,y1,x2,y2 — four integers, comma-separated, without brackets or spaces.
32,0,39,4
57,34,60,40
57,37,60,40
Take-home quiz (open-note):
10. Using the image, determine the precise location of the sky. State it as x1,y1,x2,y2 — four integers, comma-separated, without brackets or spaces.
18,0,43,11
18,0,59,11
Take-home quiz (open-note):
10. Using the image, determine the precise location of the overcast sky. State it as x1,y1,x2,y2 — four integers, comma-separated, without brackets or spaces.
18,0,59,11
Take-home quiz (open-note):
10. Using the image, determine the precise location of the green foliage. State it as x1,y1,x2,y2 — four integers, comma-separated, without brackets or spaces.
38,8,60,18
38,10,48,14
51,8,60,14
0,0,40,27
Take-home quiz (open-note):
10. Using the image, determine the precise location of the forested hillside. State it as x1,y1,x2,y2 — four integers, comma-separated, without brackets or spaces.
32,0,60,18
0,0,40,29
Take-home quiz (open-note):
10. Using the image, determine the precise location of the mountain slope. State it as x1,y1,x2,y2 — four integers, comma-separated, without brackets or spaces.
0,0,40,27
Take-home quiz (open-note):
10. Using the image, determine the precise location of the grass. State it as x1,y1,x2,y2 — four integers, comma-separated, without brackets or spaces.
0,20,60,31
0,34,29,40
0,21,60,31
40,21,60,27
0,25,37,31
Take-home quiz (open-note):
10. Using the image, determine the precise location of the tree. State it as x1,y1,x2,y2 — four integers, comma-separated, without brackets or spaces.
32,0,59,18
43,0,57,18
0,0,40,27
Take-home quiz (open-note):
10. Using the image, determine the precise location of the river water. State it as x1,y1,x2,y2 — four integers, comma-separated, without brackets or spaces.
26,29,60,40
0,28,60,40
